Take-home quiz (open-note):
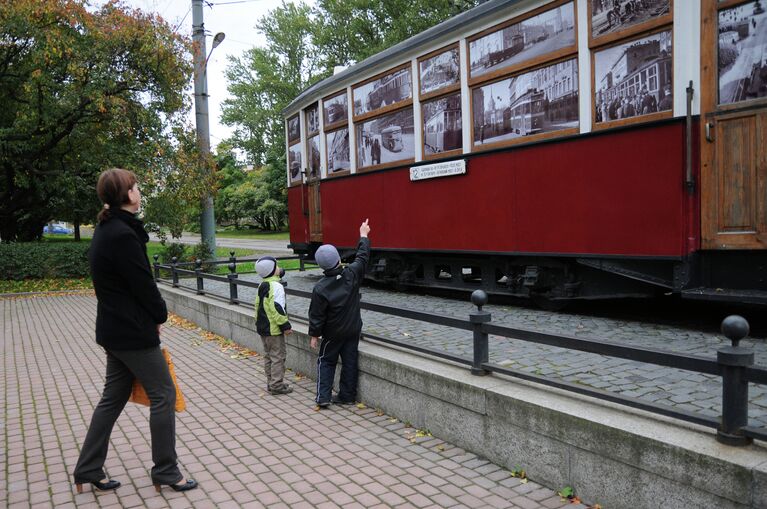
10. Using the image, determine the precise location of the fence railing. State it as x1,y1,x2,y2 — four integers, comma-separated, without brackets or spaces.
153,255,767,446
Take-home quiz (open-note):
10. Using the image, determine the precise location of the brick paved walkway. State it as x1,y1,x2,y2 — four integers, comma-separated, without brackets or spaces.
1,293,583,509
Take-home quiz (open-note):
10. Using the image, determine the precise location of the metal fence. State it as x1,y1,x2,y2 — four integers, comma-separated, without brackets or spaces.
153,254,767,446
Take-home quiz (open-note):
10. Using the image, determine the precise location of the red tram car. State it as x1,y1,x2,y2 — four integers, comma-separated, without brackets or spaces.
284,0,767,307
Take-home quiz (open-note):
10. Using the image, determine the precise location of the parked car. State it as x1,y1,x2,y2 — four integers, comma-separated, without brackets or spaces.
43,223,73,235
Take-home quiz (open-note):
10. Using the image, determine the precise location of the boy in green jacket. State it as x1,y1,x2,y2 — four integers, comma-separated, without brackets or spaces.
254,256,293,395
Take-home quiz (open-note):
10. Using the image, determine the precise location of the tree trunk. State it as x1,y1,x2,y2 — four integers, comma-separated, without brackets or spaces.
74,220,81,241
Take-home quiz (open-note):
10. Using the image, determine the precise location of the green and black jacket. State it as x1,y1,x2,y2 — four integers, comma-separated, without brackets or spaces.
254,276,291,336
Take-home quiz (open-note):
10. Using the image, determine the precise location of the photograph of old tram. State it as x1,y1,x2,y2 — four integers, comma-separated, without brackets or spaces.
284,0,767,307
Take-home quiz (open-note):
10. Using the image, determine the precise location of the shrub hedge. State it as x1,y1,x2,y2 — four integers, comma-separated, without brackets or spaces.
0,241,91,280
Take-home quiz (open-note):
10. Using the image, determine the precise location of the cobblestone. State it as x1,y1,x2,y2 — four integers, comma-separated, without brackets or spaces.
1,293,575,508
176,268,767,429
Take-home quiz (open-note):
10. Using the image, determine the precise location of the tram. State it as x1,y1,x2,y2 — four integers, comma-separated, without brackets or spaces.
284,0,767,307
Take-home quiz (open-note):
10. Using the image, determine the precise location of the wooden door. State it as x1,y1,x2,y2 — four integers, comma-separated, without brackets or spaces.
307,180,322,242
700,0,767,249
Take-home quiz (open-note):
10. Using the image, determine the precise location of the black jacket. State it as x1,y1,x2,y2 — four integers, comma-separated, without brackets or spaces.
89,209,168,350
308,237,370,339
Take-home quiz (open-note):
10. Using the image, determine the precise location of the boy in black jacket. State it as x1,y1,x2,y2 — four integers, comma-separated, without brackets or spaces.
309,219,371,407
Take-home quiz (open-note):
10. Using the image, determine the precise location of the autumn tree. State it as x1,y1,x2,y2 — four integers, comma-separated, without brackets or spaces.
0,0,196,241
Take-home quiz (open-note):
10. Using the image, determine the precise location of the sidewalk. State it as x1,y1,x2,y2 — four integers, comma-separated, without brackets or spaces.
1,293,584,509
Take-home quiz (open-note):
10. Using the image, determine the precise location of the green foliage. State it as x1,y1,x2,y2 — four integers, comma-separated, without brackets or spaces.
0,242,90,280
0,0,195,242
159,242,188,264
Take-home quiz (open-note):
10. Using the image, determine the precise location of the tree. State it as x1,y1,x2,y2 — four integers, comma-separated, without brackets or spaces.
0,0,194,241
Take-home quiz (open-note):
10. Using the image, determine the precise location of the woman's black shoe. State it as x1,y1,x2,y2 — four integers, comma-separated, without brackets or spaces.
154,479,198,492
75,479,121,494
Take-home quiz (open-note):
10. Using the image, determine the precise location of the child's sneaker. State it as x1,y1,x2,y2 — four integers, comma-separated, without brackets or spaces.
270,384,293,395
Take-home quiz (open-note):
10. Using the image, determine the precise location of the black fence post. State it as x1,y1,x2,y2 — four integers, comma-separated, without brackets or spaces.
469,290,490,376
195,259,204,295
153,254,160,280
171,257,179,288
299,254,306,272
229,250,236,266
228,262,239,305
717,315,753,446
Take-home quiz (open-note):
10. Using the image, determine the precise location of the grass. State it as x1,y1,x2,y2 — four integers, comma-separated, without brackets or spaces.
214,229,289,240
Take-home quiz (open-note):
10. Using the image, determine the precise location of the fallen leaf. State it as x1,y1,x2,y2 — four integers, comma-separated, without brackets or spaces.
356,403,366,409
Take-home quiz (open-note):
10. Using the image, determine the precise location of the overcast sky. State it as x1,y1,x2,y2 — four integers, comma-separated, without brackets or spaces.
93,0,310,148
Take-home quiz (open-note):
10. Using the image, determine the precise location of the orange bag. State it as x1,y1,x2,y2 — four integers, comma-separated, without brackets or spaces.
129,347,186,412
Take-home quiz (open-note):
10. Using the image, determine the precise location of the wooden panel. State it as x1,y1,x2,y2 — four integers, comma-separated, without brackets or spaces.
716,115,755,232
308,181,322,242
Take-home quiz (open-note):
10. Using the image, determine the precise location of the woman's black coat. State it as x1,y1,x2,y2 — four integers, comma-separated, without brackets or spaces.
89,209,168,350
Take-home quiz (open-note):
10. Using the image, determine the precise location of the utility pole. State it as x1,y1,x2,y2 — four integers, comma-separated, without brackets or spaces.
192,0,216,258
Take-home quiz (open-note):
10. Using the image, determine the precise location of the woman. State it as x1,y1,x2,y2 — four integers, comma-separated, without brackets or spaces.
73,168,197,494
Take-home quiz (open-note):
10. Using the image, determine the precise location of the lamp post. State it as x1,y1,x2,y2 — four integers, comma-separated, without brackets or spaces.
192,0,224,258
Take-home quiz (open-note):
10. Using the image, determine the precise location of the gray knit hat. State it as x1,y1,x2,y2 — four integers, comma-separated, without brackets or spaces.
255,256,277,278
315,244,340,270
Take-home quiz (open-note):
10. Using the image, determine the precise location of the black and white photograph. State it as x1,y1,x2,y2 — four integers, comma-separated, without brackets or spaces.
353,67,412,117
355,109,415,167
307,134,320,179
469,2,576,80
288,143,302,184
306,104,319,134
590,0,670,40
472,58,579,145
420,46,460,95
323,92,348,125
718,1,767,105
287,115,300,143
594,30,672,124
423,93,462,155
326,128,350,173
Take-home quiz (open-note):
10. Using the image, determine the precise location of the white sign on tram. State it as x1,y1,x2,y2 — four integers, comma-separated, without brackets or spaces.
409,159,466,181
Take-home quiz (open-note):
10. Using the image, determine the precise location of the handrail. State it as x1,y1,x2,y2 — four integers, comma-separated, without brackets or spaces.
153,256,766,446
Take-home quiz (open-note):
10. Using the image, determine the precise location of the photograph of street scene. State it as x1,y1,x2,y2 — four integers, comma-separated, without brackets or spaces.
306,104,319,134
423,93,462,155
420,47,460,95
472,58,578,146
718,0,767,105
323,92,348,125
287,115,300,143
353,67,412,116
595,30,672,123
288,143,301,184
590,0,670,40
469,2,575,79
326,128,350,173
307,135,320,178
355,109,415,167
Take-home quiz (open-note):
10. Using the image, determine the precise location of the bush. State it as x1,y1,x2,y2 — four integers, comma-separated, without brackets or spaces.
0,241,91,280
160,242,187,264
190,241,215,272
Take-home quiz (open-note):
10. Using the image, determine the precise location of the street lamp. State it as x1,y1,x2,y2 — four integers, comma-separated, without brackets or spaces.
192,0,223,259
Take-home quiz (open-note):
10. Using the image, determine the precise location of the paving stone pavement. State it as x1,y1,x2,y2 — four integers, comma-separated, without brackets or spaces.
173,268,767,429
1,293,585,509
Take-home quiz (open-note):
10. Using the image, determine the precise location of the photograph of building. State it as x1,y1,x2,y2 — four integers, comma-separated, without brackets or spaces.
469,2,575,79
594,30,672,123
423,93,462,155
353,68,412,116
288,143,301,184
718,0,767,105
590,0,670,39
323,92,348,125
420,47,460,95
355,109,415,167
287,115,300,143
327,128,350,173
306,105,319,134
472,58,579,145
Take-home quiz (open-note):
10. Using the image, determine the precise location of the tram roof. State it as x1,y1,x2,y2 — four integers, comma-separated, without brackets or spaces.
282,0,524,116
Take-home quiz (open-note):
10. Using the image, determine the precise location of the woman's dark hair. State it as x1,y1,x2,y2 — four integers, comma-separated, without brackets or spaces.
96,168,138,223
